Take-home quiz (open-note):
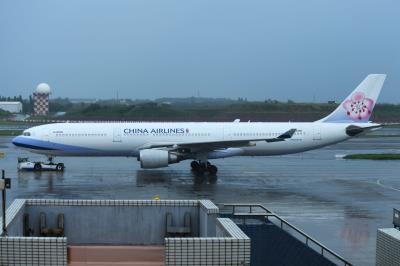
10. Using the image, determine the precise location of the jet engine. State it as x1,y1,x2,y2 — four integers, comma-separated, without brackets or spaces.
139,149,179,169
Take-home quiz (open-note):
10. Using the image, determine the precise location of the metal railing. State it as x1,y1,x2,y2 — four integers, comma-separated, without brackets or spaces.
394,208,400,229
220,203,352,266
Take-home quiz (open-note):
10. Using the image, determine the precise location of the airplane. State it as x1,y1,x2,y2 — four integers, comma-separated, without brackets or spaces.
12,74,387,174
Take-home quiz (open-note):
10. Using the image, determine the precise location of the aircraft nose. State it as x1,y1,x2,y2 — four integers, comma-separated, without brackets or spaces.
12,136,25,147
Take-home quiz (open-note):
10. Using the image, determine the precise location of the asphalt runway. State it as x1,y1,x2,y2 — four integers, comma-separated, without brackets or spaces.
1,135,400,265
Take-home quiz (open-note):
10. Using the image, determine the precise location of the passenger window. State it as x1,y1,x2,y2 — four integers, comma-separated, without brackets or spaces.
23,132,31,136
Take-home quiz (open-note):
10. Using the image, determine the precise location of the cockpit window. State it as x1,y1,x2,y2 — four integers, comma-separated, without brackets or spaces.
23,131,31,136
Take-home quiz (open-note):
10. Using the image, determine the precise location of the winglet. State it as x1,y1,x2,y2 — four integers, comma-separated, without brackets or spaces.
278,128,297,139
266,128,296,142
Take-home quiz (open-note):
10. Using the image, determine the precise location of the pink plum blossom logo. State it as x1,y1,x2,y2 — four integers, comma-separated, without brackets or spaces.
342,92,374,121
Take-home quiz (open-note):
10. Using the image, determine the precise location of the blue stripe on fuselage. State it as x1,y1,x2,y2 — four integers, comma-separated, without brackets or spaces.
12,136,99,153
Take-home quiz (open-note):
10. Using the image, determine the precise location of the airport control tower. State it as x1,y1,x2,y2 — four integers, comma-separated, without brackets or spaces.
33,83,51,116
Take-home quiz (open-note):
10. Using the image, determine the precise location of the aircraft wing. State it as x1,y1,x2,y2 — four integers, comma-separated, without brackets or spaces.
139,128,297,151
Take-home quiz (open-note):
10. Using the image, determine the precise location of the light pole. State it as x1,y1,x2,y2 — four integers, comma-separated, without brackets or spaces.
1,170,11,236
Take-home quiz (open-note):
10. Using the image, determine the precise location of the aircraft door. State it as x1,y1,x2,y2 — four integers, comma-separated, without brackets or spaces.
42,129,50,142
312,125,322,141
113,127,122,142
223,125,234,140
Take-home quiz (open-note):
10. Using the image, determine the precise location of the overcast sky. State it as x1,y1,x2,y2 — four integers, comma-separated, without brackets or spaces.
0,0,399,102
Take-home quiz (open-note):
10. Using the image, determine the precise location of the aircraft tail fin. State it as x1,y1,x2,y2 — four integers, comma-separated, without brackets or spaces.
319,74,386,123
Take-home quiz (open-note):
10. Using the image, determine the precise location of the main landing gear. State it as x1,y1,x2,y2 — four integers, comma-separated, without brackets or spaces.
190,161,218,175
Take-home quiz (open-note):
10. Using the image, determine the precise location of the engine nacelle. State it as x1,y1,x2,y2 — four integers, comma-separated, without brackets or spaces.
139,149,179,169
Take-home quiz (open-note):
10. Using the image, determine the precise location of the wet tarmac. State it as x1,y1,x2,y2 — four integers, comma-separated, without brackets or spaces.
1,135,400,265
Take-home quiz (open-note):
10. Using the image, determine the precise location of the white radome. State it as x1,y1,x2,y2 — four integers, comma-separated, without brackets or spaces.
36,83,51,94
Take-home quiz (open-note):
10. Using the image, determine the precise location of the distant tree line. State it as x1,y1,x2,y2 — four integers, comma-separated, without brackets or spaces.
61,100,400,123
2,95,400,122
0,95,23,102
0,108,11,118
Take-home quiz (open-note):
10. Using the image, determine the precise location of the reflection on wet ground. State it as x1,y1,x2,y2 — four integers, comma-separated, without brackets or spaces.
1,136,400,265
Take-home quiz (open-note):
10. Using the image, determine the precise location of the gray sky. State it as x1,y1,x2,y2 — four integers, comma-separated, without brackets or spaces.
0,0,399,102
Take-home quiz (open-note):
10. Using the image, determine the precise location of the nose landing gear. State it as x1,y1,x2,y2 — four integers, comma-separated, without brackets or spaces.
190,161,218,175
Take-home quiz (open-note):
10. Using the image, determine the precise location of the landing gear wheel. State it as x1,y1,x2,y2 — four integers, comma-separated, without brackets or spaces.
191,160,218,175
196,164,206,174
208,165,218,175
34,163,42,171
191,161,206,174
191,161,200,169
56,163,64,171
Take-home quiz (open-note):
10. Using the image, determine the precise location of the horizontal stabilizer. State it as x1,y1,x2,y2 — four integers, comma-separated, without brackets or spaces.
346,123,400,136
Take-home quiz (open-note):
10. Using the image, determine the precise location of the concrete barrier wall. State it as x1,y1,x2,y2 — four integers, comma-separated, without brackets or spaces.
2,199,248,265
166,218,250,266
199,200,219,237
25,200,200,244
0,236,67,266
376,228,400,266
0,199,26,236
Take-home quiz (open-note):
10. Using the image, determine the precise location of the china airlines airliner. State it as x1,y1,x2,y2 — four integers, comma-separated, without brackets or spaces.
13,74,387,173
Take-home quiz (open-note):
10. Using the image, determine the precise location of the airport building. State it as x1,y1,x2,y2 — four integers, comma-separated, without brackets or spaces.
0,101,22,113
33,83,51,116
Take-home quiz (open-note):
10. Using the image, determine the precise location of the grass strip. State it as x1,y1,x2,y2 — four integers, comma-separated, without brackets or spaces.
0,130,23,136
344,153,400,160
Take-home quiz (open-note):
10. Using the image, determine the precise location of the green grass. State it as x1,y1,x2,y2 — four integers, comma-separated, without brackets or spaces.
0,130,22,136
344,153,400,160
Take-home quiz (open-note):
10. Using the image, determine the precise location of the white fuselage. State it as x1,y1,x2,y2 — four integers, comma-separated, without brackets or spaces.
13,122,360,159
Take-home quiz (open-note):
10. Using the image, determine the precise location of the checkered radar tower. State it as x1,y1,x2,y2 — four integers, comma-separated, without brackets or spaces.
33,83,51,116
